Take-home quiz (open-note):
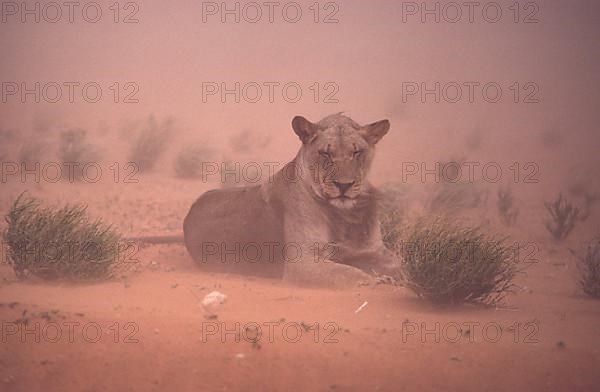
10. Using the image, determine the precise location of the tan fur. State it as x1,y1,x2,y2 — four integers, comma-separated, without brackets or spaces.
183,114,397,288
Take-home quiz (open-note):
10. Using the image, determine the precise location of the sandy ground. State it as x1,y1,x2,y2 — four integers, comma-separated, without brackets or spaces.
1,173,599,392
2,0,600,390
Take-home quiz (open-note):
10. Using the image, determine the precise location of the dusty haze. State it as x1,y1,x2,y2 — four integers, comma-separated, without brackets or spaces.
1,0,600,391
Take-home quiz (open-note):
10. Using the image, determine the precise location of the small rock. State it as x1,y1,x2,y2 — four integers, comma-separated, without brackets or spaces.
201,291,227,311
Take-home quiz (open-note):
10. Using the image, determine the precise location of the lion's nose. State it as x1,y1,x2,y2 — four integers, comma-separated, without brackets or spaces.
333,181,355,195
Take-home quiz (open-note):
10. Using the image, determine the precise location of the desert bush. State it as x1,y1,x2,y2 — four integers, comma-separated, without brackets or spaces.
3,194,122,281
174,144,214,178
497,185,519,226
58,128,98,180
388,216,518,305
567,165,598,221
129,116,173,172
544,193,580,240
18,141,45,169
575,240,600,298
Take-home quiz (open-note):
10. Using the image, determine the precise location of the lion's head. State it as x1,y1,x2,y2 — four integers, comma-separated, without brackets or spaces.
292,113,390,209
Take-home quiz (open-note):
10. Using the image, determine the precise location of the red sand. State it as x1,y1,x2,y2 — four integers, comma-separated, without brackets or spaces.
1,174,599,392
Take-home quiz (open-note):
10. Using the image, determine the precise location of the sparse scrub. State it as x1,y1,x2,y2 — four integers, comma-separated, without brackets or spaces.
18,141,46,169
129,116,173,172
174,144,214,179
3,194,122,281
576,240,600,298
544,193,580,241
388,216,518,305
497,185,519,226
58,128,98,180
567,166,598,221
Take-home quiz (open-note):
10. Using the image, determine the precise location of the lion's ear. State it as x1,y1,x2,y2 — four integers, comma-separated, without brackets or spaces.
361,119,390,145
292,116,319,144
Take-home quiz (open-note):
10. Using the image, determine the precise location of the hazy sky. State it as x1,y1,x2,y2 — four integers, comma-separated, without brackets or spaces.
1,0,599,167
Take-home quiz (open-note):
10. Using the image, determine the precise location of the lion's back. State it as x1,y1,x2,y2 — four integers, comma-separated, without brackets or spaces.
183,185,285,277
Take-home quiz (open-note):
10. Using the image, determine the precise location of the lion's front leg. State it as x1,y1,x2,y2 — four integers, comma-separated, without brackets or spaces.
281,218,374,288
327,242,401,281
282,253,374,289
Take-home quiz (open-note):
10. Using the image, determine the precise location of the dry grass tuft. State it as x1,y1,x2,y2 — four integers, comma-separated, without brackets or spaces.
544,193,580,241
382,214,518,306
3,194,123,281
573,240,600,298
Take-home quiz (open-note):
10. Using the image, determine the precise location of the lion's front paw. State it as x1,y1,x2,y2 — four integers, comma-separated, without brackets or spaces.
374,274,397,285
330,264,375,289
282,261,374,289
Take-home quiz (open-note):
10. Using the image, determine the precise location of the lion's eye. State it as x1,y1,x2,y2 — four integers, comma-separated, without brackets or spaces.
353,150,363,159
319,151,332,160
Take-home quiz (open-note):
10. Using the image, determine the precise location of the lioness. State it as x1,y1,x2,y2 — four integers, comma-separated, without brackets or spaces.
183,113,398,287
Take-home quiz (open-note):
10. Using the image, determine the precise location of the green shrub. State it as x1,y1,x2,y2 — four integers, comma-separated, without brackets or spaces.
388,217,518,305
3,194,122,281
